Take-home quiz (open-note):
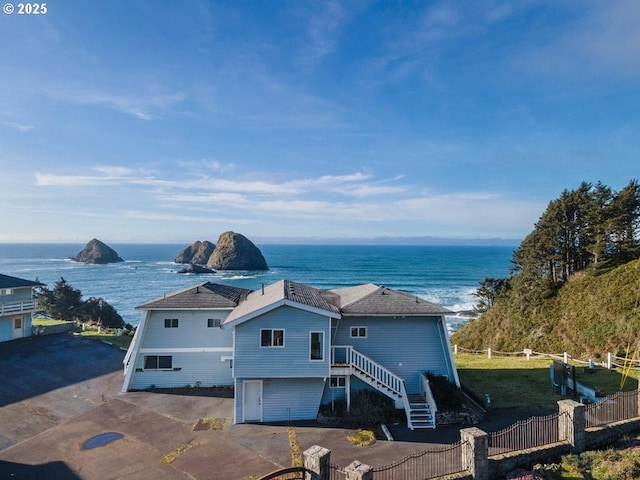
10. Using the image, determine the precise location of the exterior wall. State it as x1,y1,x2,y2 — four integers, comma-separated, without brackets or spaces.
332,316,453,393
0,286,36,342
0,286,35,303
129,351,233,389
235,377,326,423
0,314,31,342
233,305,331,379
142,310,233,348
0,317,12,342
127,308,234,390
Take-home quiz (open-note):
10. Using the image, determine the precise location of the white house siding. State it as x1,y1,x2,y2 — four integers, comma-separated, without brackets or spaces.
142,310,233,348
333,316,452,393
233,306,331,379
129,351,233,390
235,377,326,423
127,309,234,390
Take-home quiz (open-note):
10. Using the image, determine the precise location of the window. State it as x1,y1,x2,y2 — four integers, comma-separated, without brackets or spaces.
164,318,179,328
144,355,172,369
260,329,284,347
13,318,22,329
330,377,346,388
350,326,367,338
207,318,222,328
310,332,324,361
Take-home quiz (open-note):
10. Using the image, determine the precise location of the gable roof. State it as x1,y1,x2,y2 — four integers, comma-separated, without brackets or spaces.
0,274,44,289
136,282,253,310
330,283,453,316
223,279,340,327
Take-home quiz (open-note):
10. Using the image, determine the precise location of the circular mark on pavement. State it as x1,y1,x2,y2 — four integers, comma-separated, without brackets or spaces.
83,432,124,450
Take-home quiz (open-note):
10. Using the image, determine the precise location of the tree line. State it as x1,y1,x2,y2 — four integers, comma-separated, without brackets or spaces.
474,180,640,312
37,277,127,329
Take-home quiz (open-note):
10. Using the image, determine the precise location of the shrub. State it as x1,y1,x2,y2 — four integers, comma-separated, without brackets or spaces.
426,373,465,412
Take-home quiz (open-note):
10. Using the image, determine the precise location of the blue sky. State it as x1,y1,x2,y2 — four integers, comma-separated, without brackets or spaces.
1,1,638,244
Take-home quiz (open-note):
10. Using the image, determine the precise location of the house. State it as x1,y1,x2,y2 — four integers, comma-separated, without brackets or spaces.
0,274,44,342
122,279,459,429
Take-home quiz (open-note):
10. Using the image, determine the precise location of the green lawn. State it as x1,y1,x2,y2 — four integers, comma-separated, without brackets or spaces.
31,318,72,326
454,353,638,410
80,329,132,349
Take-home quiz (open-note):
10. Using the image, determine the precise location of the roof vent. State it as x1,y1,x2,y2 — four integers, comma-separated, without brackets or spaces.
261,283,265,295
196,286,200,294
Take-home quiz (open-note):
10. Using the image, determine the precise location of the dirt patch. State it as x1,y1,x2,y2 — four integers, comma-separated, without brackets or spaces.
193,417,226,431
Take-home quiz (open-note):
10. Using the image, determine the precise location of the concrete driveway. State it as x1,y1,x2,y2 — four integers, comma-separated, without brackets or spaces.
0,334,477,480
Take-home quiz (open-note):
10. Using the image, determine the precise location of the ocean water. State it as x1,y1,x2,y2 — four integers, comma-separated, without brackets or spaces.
0,243,515,331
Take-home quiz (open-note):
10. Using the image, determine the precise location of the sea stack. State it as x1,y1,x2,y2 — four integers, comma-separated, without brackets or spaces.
72,239,124,264
207,231,268,271
175,240,216,265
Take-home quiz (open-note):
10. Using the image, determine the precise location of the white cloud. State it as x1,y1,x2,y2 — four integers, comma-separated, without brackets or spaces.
3,122,34,132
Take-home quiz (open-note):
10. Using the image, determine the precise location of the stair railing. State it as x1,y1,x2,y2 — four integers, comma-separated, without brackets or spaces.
420,373,438,419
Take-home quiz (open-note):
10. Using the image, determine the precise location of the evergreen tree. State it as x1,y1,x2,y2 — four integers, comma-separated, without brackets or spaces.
37,277,83,320
80,297,124,328
36,277,124,327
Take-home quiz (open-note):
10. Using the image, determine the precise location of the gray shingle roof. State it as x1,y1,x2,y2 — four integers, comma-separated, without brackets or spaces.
330,283,453,316
136,282,253,310
223,279,340,325
0,274,44,289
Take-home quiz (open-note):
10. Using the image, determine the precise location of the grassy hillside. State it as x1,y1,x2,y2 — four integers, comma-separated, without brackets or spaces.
451,259,640,358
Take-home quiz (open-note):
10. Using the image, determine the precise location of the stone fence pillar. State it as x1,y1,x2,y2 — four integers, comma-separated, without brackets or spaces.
460,427,488,480
304,445,331,480
343,461,372,480
558,399,586,453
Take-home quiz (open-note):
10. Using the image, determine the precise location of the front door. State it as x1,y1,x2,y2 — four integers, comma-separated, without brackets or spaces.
243,380,262,422
12,317,23,339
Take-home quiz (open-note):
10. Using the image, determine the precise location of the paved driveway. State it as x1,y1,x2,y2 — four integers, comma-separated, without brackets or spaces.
0,334,489,480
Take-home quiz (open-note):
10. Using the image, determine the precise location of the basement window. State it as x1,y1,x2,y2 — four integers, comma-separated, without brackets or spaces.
330,377,346,388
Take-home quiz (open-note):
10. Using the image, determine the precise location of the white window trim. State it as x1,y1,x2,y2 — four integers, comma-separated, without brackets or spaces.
350,326,367,338
260,328,285,348
309,331,324,362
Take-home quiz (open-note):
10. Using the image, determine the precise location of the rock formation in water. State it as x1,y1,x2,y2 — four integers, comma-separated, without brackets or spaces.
207,231,269,271
176,264,216,274
72,239,124,264
175,240,216,265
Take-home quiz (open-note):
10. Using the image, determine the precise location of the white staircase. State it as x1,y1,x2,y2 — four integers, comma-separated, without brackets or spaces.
331,346,436,429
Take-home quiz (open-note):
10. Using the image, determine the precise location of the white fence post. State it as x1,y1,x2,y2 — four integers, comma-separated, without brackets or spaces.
487,348,492,359
564,352,569,363
524,348,532,360
607,352,613,370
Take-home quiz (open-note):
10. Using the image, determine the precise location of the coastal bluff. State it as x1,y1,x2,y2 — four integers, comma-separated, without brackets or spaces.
176,232,268,271
72,239,124,264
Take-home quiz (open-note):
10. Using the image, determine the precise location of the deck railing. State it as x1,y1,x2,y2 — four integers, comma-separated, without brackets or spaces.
0,299,37,315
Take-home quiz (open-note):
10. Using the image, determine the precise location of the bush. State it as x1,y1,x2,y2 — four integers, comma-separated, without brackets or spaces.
426,373,465,412
320,389,401,428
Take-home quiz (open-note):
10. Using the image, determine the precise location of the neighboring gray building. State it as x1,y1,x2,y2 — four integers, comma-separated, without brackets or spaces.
122,279,459,429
